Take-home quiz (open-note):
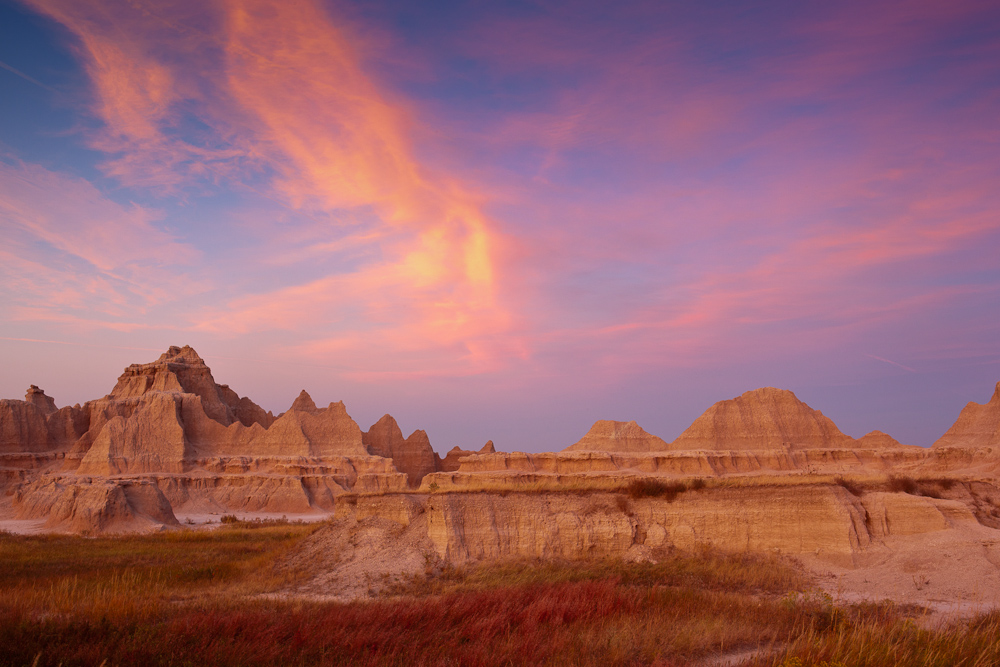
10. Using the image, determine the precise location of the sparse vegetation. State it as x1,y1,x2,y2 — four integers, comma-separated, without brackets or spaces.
834,476,863,496
626,478,689,501
888,474,919,495
751,608,1000,667
2,507,998,666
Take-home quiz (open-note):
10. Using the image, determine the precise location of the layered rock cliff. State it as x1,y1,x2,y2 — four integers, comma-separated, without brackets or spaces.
318,480,990,574
564,420,670,452
436,440,497,472
0,346,462,529
110,345,275,428
2,348,999,541
363,414,437,487
670,387,856,451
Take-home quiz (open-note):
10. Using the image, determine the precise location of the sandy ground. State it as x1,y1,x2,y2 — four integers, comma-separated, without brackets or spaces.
276,513,439,602
801,521,1000,626
0,510,332,534
0,518,48,534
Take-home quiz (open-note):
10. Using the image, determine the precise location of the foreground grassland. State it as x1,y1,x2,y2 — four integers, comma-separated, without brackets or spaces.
1,522,999,667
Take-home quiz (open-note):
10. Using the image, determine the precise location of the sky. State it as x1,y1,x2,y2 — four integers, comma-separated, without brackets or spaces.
1,0,999,452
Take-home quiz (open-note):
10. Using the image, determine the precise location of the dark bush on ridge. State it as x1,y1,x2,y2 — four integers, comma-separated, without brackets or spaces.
835,477,863,496
626,479,687,501
888,475,918,495
916,477,956,499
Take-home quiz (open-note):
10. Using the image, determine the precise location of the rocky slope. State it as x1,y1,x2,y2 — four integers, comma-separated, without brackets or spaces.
934,382,1000,449
363,414,437,487
670,387,857,450
285,479,1000,608
564,420,670,452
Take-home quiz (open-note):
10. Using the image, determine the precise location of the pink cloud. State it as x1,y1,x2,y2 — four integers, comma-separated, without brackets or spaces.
8,0,999,394
0,159,203,324
22,0,513,375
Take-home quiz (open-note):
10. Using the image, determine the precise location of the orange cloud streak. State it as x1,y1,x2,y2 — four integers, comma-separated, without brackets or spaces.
24,0,508,371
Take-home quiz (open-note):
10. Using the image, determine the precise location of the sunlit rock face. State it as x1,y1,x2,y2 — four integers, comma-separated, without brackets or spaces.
0,346,431,531
109,345,274,428
934,382,1000,449
435,441,497,473
670,387,856,451
363,414,437,487
1,347,998,545
563,420,670,453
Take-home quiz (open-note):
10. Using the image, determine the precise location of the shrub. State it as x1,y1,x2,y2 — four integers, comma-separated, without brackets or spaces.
625,479,687,501
917,483,943,499
835,477,863,496
888,475,918,495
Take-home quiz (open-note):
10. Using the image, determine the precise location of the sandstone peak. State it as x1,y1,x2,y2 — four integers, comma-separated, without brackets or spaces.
856,430,907,449
670,387,853,451
25,385,57,415
157,345,204,364
563,419,670,452
363,415,436,487
290,390,319,413
932,380,1000,449
480,440,496,454
107,346,271,428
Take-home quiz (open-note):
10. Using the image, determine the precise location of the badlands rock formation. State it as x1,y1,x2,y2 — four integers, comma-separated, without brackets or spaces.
565,420,670,452
292,478,1000,610
670,387,857,451
436,440,497,472
856,430,907,449
2,344,1000,615
0,346,485,532
933,381,1000,448
363,414,437,487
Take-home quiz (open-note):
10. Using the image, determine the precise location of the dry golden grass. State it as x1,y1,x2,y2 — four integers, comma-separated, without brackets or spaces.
3,513,999,666
0,521,321,620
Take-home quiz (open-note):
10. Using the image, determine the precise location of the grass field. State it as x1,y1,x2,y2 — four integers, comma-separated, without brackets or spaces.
1,521,999,667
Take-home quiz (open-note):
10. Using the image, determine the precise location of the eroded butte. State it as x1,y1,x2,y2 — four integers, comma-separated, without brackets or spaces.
2,346,1000,612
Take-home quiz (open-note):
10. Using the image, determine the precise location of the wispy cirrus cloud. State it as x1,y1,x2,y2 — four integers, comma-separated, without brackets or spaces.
7,0,1000,393
18,0,509,374
0,158,201,326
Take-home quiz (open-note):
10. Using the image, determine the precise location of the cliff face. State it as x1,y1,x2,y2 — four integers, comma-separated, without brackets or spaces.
109,345,275,428
671,387,855,451
363,415,437,487
0,346,440,529
2,348,998,541
436,441,497,473
934,382,1000,449
323,482,984,572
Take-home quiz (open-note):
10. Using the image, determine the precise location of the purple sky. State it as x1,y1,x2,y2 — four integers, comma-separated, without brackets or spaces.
1,0,999,452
